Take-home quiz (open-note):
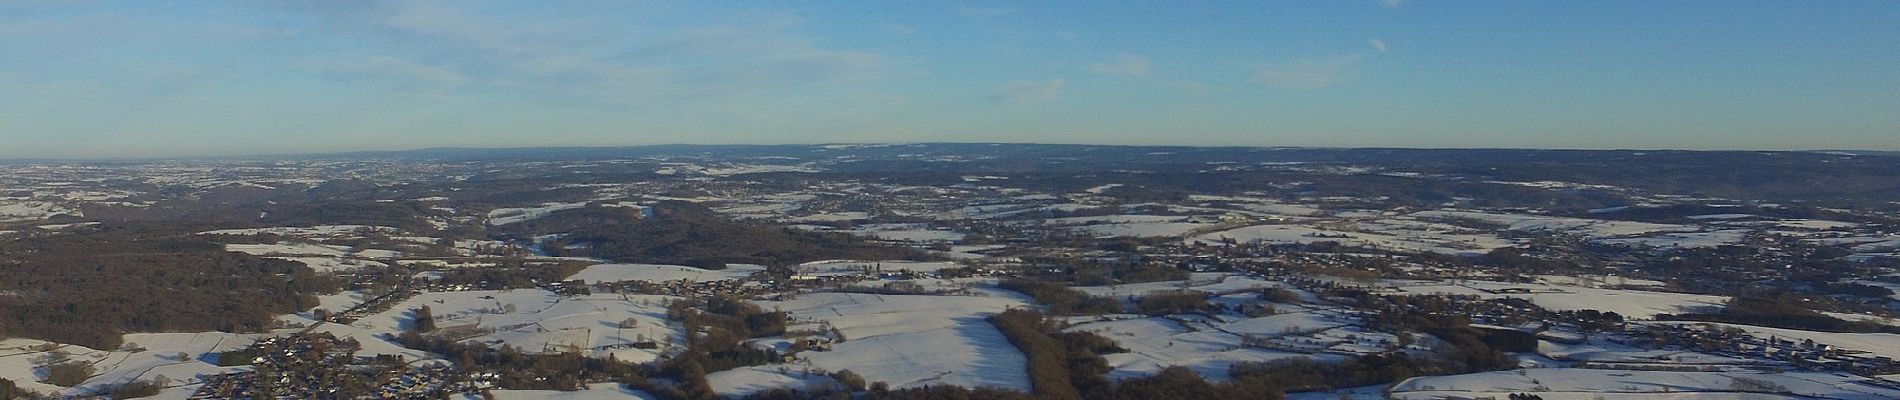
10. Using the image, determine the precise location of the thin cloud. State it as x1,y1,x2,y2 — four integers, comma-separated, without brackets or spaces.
295,3,899,107
956,5,1018,18
1251,55,1367,89
1382,0,1407,8
886,24,916,37
1369,38,1389,53
308,55,467,88
1089,54,1153,78
990,78,1066,104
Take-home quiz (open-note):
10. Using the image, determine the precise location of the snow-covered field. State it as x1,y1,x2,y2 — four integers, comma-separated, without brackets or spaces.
1391,280,1727,319
0,200,77,222
1077,221,1215,238
708,366,840,397
488,202,587,226
755,292,1032,391
352,290,685,363
827,223,966,242
1073,274,1284,298
565,263,765,283
477,383,657,400
1188,223,1513,255
200,225,396,237
1411,210,1693,238
1537,338,1754,365
1598,229,1750,249
1649,321,1900,359
795,260,965,273
1064,313,1349,380
225,242,353,257
0,332,268,396
1390,368,1900,399
268,256,387,273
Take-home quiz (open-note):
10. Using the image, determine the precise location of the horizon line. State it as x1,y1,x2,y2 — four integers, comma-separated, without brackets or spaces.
2,142,1894,163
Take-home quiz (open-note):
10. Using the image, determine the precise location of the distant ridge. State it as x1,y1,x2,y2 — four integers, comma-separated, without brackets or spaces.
5,143,1897,163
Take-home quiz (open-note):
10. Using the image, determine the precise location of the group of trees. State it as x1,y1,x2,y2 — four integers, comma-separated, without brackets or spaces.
497,201,929,266
0,228,341,348
996,279,1122,315
41,360,93,387
1135,290,1216,316
425,260,593,290
1662,293,1900,334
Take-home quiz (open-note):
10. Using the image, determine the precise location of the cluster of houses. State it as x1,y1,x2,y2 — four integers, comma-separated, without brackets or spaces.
188,333,485,399
1619,323,1900,375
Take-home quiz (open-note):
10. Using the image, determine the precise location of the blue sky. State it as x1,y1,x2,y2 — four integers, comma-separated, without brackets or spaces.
1,1,1896,158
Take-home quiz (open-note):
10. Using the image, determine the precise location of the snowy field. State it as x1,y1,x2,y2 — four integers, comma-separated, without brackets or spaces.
1537,338,1755,365
837,223,967,242
1598,229,1751,249
1073,274,1288,298
1064,313,1350,380
487,202,587,226
1391,280,1727,319
1390,368,1900,399
1188,223,1513,255
268,256,387,273
754,292,1033,391
708,366,840,397
1077,221,1216,238
1411,210,1693,238
795,260,966,273
200,225,396,237
0,332,272,396
353,290,685,363
224,242,353,257
0,200,77,222
565,263,766,283
475,383,657,400
1648,321,1900,359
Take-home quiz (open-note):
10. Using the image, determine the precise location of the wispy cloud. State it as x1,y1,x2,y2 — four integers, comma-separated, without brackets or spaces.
1089,54,1153,78
290,4,899,107
1381,0,1407,9
886,24,916,37
307,55,467,89
956,5,1018,18
990,78,1066,104
1251,55,1367,89
1369,38,1389,53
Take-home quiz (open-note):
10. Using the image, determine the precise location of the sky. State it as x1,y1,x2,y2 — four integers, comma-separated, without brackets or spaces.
1,1,1897,158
